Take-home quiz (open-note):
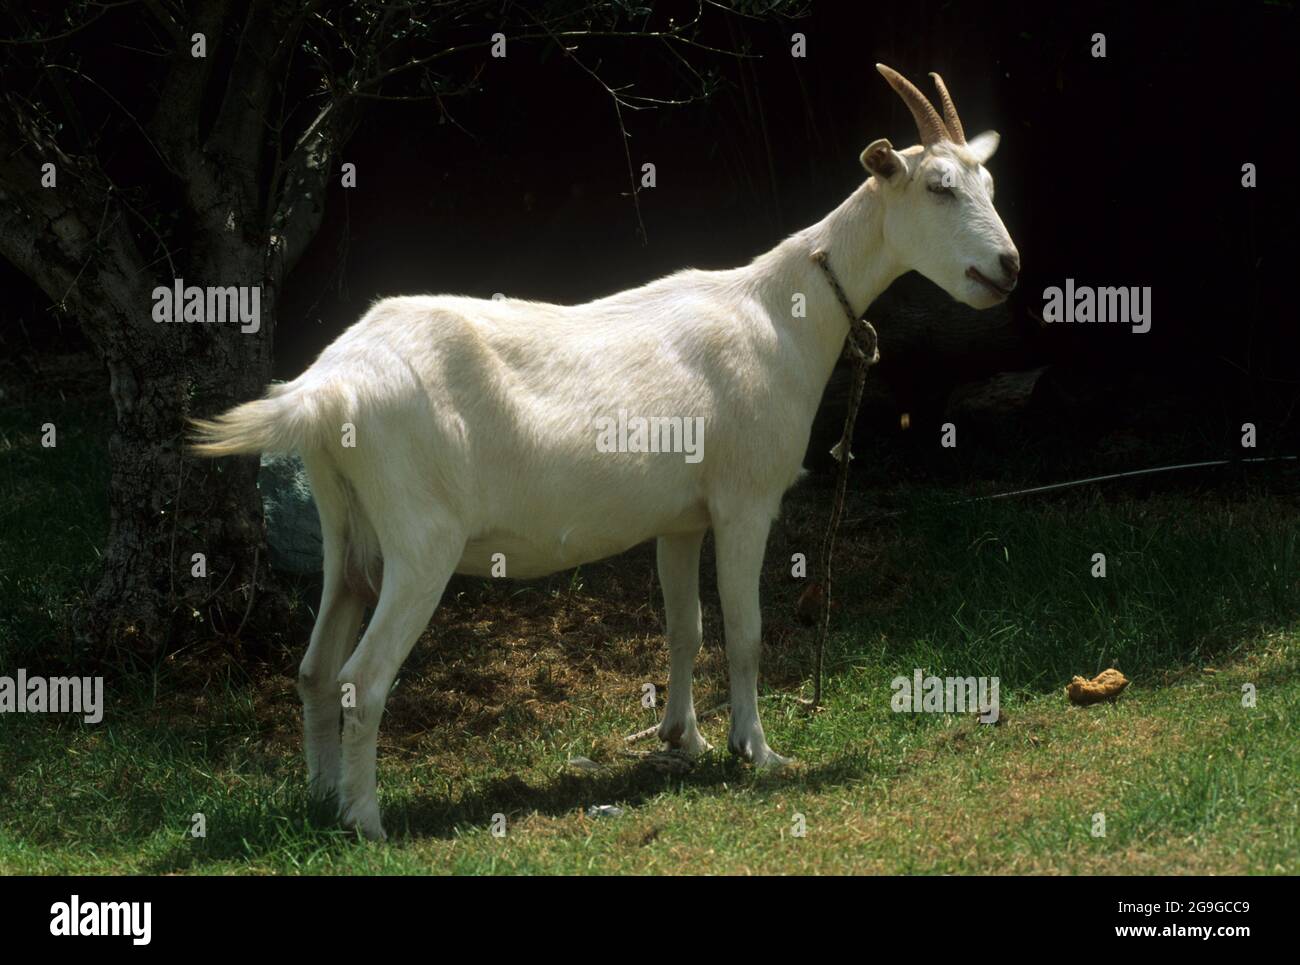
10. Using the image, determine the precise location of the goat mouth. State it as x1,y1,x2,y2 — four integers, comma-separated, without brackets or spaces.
966,266,1013,297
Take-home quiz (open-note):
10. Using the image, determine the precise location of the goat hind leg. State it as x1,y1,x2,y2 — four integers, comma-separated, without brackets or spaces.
299,572,364,804
335,535,463,841
297,466,365,804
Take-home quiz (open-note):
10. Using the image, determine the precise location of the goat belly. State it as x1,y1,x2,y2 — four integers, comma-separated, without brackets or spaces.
456,531,629,579
456,501,709,579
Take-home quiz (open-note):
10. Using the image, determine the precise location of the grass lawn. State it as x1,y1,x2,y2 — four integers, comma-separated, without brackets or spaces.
1,394,1296,874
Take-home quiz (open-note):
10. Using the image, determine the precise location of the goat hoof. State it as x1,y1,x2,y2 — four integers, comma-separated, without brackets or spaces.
658,721,713,757
340,800,387,842
750,746,792,769
728,736,792,768
307,777,340,806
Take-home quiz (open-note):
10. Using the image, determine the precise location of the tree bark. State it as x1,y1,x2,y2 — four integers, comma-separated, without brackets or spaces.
83,296,274,651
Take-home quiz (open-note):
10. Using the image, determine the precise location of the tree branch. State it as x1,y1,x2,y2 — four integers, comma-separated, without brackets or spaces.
149,0,228,199
206,1,305,222
0,95,155,390
268,94,358,279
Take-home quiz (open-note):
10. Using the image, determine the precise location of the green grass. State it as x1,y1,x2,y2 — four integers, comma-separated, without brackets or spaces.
0,397,109,666
0,396,1297,874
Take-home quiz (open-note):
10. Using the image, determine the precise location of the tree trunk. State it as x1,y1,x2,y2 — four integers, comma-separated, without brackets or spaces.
82,298,275,652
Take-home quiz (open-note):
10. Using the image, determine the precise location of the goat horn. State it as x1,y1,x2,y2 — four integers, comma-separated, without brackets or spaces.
928,72,966,145
876,63,948,146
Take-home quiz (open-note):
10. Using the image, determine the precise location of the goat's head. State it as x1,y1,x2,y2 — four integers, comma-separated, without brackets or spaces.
862,64,1019,309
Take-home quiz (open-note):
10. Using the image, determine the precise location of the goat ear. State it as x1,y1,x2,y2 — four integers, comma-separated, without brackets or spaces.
966,130,1000,164
860,138,908,182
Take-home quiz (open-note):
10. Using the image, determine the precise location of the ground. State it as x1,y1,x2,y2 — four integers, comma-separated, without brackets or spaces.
0,375,1296,874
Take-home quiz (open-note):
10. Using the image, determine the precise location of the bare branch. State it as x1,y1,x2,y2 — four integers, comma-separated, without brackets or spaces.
47,64,179,176
353,24,755,95
268,96,359,279
149,0,228,186
0,1,139,45
0,97,149,321
206,1,305,218
517,7,726,243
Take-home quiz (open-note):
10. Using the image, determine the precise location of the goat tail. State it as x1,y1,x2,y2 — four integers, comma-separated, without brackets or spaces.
189,383,330,458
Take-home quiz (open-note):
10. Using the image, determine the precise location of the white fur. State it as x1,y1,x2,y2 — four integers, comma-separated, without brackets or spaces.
193,129,1017,840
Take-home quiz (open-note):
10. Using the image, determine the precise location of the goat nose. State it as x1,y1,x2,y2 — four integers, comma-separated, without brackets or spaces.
999,251,1021,280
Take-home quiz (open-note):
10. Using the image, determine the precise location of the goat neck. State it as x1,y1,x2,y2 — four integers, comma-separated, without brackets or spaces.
748,177,903,391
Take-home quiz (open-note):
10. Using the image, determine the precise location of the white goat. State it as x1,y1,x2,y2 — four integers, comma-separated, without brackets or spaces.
193,64,1019,840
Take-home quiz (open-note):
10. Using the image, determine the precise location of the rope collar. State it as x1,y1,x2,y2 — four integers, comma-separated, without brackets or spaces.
812,249,880,367
804,248,881,708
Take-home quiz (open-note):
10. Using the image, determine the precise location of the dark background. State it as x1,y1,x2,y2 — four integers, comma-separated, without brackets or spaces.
4,0,1298,476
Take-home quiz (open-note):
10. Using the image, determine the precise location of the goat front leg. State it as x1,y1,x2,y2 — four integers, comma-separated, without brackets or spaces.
656,529,712,756
714,513,790,767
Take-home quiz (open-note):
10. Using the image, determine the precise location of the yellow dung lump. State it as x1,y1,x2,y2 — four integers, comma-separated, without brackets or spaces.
1066,668,1130,705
